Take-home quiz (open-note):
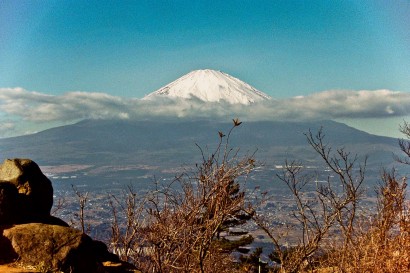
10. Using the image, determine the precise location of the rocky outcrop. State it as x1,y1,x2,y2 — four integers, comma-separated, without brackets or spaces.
0,223,138,273
0,159,53,223
0,182,18,225
0,159,139,273
2,223,98,272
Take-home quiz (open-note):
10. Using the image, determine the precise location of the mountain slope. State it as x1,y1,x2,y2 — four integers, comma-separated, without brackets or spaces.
0,119,399,169
142,69,271,104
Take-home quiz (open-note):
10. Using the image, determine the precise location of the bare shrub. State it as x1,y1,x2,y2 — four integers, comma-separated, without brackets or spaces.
71,184,90,234
348,170,410,272
251,128,367,273
108,185,147,263
327,124,410,273
251,126,410,273
109,119,255,273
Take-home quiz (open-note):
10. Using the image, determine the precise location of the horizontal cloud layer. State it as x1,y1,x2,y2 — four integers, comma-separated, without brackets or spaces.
1,87,410,137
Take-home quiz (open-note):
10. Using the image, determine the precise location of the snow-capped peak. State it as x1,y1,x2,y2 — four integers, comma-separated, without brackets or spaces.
142,69,272,105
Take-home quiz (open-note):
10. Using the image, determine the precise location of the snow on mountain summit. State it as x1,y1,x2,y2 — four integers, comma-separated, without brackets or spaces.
142,69,271,105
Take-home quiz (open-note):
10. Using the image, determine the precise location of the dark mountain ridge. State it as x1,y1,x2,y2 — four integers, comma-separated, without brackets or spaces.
0,119,400,170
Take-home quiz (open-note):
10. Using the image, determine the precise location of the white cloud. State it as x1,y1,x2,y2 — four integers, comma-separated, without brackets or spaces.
0,88,136,122
257,89,410,120
1,87,410,137
0,121,16,138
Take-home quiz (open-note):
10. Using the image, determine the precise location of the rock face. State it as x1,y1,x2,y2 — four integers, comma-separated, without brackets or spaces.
2,223,98,273
0,158,137,273
0,223,137,273
0,182,18,225
0,159,53,222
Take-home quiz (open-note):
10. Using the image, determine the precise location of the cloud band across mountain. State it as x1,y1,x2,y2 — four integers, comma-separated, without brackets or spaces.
1,88,409,133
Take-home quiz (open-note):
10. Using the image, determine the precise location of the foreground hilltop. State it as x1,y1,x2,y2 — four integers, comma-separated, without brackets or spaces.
0,158,139,273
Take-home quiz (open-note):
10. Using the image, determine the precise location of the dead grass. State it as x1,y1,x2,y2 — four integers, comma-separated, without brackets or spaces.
0,263,39,273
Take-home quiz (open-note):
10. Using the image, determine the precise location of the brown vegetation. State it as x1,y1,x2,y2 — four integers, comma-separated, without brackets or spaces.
71,120,410,273
249,126,410,273
108,120,255,273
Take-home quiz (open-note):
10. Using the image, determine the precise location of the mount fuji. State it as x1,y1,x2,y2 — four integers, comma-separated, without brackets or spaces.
142,69,272,105
0,69,403,192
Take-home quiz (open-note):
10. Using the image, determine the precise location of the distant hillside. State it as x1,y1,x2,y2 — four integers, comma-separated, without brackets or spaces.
0,119,401,170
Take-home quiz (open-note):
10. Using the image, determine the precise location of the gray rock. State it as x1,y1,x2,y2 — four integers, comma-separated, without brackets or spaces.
0,226,17,264
0,182,18,224
2,223,99,273
0,159,53,221
0,159,135,272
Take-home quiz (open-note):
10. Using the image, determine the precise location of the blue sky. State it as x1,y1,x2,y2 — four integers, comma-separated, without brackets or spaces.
0,0,410,137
